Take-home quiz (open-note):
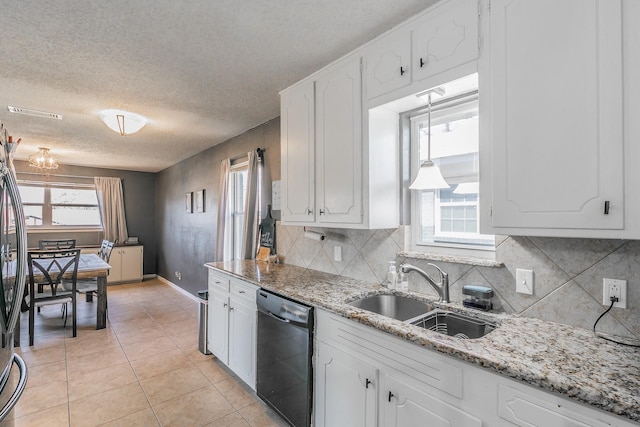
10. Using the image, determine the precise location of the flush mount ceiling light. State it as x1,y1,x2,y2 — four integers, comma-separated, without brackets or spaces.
29,147,59,170
8,106,62,120
409,87,450,190
98,109,147,136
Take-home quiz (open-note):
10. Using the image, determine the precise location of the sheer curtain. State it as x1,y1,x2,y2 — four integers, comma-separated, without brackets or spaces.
214,159,231,262
242,150,262,259
94,177,128,244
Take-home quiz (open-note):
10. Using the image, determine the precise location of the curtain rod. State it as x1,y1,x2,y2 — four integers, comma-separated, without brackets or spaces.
17,171,95,180
230,147,265,163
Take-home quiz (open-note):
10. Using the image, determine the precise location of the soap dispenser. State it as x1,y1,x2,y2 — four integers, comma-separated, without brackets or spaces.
387,261,397,289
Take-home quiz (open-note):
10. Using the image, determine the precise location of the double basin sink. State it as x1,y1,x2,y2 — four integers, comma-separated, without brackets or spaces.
349,294,495,339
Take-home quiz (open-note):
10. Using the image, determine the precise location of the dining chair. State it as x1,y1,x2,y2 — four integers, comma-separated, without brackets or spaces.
65,240,115,303
27,248,81,346
38,239,77,250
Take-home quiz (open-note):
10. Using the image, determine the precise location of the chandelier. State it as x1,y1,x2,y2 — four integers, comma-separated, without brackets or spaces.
28,147,58,170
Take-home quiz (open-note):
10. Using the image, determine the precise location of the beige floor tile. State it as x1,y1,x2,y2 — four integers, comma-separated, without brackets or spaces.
140,366,210,406
14,380,69,418
66,345,129,375
14,403,69,427
129,348,191,380
239,401,291,427
69,382,150,427
169,331,199,348
149,308,193,325
153,385,235,427
16,345,66,369
144,302,185,316
114,325,167,346
157,317,198,337
215,377,259,410
23,360,67,389
121,336,178,362
196,358,232,384
99,408,160,427
204,411,251,427
67,361,138,401
109,316,158,333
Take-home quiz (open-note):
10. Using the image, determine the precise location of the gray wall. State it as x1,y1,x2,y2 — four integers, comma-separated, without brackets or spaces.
14,160,157,275
155,118,280,296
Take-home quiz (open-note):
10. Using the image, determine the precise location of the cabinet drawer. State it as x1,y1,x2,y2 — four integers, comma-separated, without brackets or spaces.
230,280,257,306
208,269,230,293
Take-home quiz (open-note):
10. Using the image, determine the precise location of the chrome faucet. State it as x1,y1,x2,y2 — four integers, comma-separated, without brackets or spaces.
399,263,450,303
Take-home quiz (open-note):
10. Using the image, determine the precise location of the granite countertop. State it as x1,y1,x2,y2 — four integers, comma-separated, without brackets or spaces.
205,260,640,423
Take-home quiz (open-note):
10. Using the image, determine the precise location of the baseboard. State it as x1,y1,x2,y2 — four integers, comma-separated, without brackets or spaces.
156,275,199,302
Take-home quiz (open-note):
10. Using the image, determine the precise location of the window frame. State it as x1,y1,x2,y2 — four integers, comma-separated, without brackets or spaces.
407,89,495,259
18,180,102,231
227,161,249,261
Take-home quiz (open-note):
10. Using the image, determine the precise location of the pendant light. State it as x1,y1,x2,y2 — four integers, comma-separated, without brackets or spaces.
410,88,449,190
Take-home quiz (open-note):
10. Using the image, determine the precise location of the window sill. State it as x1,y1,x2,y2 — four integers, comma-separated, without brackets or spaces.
398,250,504,268
26,228,103,234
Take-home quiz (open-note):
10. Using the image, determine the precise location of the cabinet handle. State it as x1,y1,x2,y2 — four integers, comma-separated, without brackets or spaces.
238,290,246,294
319,209,325,215
223,303,228,308
400,66,406,76
229,306,234,311
604,201,610,215
307,208,313,215
419,57,426,68
365,378,371,389
388,391,394,402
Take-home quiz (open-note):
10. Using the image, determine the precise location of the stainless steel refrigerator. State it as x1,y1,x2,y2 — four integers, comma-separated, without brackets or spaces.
0,125,28,426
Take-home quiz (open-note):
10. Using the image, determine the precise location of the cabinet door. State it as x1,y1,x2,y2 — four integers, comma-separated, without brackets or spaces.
107,249,122,283
316,343,377,427
382,373,482,427
207,288,229,362
228,299,256,389
487,0,623,231
412,0,478,82
119,246,143,282
364,30,411,100
281,81,316,223
316,57,363,225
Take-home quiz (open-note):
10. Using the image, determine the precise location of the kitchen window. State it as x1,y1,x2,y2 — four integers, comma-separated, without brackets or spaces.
407,73,494,256
227,163,248,261
18,181,101,229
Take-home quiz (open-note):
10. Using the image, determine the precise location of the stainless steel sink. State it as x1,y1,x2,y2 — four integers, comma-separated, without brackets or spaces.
410,309,495,339
348,294,435,322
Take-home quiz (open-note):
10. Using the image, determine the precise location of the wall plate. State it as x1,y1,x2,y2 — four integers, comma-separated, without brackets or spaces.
516,268,534,295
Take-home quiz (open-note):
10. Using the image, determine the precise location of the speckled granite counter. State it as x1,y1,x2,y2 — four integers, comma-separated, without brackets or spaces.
205,260,640,423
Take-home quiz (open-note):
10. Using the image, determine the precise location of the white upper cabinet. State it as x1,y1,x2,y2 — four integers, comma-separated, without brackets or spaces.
364,0,479,102
479,0,638,238
316,57,364,225
412,0,479,82
364,30,412,100
281,81,315,223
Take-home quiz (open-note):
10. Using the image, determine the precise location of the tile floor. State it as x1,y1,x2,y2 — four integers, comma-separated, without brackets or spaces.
11,278,289,427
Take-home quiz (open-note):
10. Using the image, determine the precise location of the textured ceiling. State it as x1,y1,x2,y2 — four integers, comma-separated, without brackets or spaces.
0,0,435,172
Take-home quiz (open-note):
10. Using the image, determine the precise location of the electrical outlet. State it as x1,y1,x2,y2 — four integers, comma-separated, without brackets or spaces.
603,278,627,308
516,268,534,295
175,271,182,280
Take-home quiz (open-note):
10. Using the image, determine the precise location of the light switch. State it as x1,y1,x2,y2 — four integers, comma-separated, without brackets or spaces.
516,268,534,295
334,246,342,262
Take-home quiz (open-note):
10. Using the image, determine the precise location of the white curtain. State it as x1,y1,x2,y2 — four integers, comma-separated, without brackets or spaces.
94,177,128,244
242,150,261,259
214,159,231,262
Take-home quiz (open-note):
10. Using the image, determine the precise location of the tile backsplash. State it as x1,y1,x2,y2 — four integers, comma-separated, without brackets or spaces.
276,224,639,339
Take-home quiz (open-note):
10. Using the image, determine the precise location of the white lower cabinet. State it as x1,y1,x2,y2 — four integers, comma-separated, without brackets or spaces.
207,269,258,389
107,245,143,283
315,310,637,427
316,343,378,427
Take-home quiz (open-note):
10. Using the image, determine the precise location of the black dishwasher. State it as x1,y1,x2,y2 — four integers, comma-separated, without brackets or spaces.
256,289,313,427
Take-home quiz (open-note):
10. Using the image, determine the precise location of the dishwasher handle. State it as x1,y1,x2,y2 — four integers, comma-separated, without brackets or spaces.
263,309,291,324
258,307,311,329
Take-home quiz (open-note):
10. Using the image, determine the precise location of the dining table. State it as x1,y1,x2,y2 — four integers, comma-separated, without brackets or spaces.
12,253,111,344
